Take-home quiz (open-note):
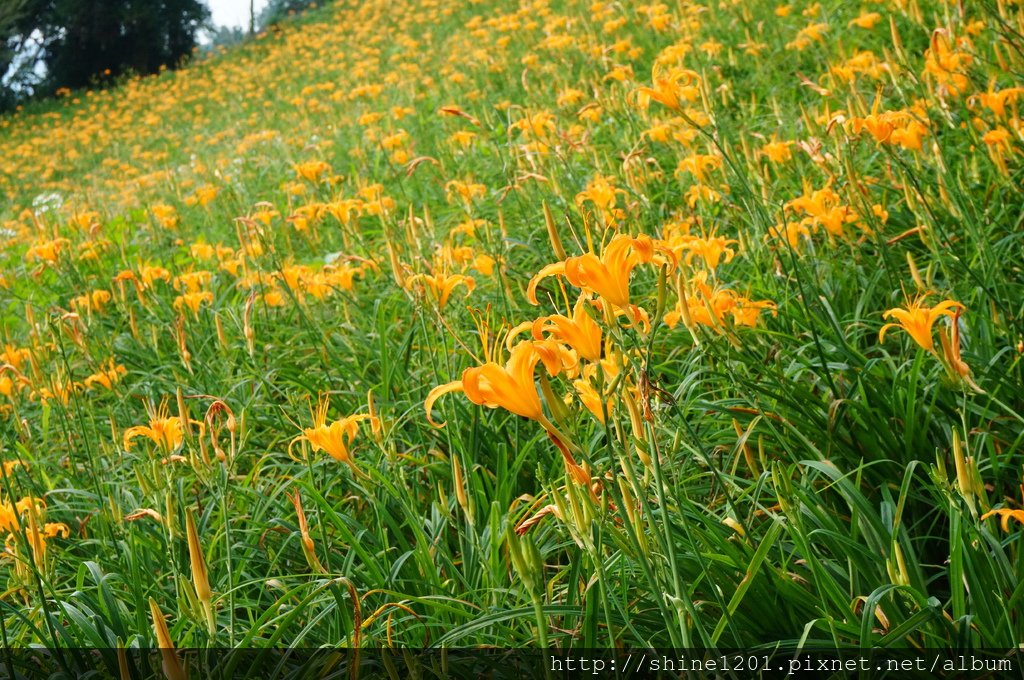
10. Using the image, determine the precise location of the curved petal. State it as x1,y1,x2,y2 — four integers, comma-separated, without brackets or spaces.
287,435,310,463
878,322,899,344
505,320,536,350
438,275,474,309
123,426,154,450
533,339,566,377
424,380,465,427
882,308,911,323
527,261,566,305
929,299,964,318
403,273,429,291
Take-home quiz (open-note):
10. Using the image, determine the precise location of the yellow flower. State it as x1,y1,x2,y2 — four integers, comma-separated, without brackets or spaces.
151,204,179,229
1,496,68,566
575,175,621,215
675,153,722,183
528,234,665,309
124,402,185,453
515,294,603,362
880,296,964,353
173,271,212,293
681,235,738,270
635,66,701,111
404,271,475,310
139,264,172,287
71,289,112,314
923,29,973,97
191,185,219,207
0,344,31,372
263,289,286,307
25,238,69,264
981,508,1024,532
732,298,777,327
294,160,331,183
291,395,375,471
425,340,566,427
760,139,793,164
767,220,812,251
976,86,1024,118
511,111,556,139
572,356,621,423
0,498,21,533
83,360,127,390
173,291,214,315
848,12,881,29
445,180,487,204
449,130,477,148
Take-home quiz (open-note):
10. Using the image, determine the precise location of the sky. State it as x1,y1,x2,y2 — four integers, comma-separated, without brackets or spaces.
207,0,270,28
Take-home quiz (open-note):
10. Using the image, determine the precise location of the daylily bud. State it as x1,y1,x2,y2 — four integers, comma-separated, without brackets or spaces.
117,643,131,680
886,541,910,586
542,201,566,262
538,372,569,425
214,313,227,349
148,598,187,680
889,16,906,65
952,429,977,515
654,264,668,322
128,307,140,341
906,252,924,291
506,530,534,592
185,508,215,633
621,388,652,467
387,242,406,288
243,291,257,357
288,490,325,574
732,418,759,475
451,453,471,520
176,387,191,438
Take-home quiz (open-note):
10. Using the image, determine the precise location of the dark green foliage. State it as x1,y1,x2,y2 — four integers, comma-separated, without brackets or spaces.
257,0,320,29
1,0,209,109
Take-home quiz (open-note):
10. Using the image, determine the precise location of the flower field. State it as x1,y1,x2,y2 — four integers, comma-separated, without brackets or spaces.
0,0,1023,657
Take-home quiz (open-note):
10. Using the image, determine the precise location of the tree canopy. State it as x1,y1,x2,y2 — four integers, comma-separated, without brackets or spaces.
2,0,210,109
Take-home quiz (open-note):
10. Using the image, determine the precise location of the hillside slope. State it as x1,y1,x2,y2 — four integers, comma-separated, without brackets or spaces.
0,0,1022,655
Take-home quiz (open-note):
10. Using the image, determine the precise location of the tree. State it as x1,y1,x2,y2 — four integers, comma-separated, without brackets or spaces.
203,25,246,50
1,0,37,106
257,0,319,30
1,0,211,110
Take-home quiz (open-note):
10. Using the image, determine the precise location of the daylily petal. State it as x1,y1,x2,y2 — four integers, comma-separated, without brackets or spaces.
425,380,465,427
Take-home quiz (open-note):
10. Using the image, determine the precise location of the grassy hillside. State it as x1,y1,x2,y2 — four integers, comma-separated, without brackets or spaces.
0,0,1022,654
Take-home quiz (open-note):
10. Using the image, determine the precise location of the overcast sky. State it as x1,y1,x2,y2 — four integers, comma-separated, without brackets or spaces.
207,0,270,28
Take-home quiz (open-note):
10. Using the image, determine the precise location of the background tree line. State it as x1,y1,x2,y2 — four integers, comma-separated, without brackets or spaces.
0,0,320,112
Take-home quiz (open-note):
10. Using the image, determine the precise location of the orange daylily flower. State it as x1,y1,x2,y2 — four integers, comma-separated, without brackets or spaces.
681,235,738,270
425,340,566,426
635,66,702,111
676,153,722,183
291,395,376,471
173,291,214,315
83,359,127,390
529,294,603,362
982,507,1024,532
25,238,70,264
124,402,186,453
404,271,475,309
880,296,964,353
528,234,667,309
425,340,587,484
294,160,331,183
849,12,881,29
